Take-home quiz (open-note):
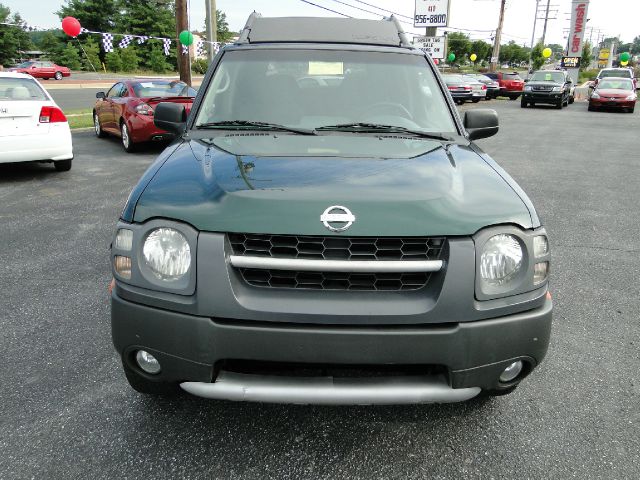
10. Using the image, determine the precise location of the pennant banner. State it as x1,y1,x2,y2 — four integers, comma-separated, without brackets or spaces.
163,38,171,56
118,35,133,49
102,33,113,53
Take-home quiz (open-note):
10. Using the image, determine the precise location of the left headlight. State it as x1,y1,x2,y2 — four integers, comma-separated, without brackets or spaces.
142,228,191,281
625,94,637,101
552,86,562,92
479,234,523,286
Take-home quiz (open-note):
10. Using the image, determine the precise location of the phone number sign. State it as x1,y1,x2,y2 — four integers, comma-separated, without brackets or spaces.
414,0,449,27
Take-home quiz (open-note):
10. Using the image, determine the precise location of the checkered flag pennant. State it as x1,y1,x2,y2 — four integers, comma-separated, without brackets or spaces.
119,35,133,49
80,27,89,34
137,35,149,45
212,42,221,54
196,39,205,57
181,44,189,55
102,33,114,53
163,38,171,56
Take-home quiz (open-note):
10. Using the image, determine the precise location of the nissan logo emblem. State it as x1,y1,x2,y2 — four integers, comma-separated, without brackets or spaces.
320,206,355,232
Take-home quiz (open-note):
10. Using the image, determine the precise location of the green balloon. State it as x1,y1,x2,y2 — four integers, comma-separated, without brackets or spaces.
179,30,194,46
620,52,630,62
448,53,456,62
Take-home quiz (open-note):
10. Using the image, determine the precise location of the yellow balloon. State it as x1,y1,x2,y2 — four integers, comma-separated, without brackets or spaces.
621,60,629,66
470,53,477,62
542,47,552,58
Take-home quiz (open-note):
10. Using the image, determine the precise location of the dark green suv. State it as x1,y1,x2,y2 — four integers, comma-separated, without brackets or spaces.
522,70,574,109
110,15,552,404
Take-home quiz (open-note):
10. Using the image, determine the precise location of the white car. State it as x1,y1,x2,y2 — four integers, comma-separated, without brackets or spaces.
0,72,73,171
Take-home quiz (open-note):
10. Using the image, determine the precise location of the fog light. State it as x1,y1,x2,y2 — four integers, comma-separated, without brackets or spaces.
135,350,161,374
534,261,549,284
499,360,523,382
114,255,132,279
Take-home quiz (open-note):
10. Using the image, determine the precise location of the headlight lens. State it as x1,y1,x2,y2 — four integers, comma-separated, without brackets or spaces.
480,234,523,286
524,85,532,91
625,94,636,101
591,92,600,99
533,235,548,257
552,86,562,92
143,228,191,281
115,228,133,251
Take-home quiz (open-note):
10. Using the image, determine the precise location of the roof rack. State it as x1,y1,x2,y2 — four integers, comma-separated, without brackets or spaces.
237,13,411,48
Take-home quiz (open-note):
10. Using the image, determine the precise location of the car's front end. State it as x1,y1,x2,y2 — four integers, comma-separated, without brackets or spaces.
522,81,564,105
589,78,637,112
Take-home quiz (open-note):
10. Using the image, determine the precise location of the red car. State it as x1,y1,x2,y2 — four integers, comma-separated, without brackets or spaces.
588,77,636,113
93,80,196,152
484,71,524,100
9,60,71,80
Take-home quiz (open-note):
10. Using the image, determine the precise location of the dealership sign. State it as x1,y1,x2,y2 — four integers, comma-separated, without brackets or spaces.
412,36,445,58
567,0,590,56
414,0,449,28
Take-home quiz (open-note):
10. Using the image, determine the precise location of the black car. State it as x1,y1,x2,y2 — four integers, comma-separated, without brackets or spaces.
521,70,574,109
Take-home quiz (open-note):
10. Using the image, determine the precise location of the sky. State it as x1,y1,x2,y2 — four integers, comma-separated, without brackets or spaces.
2,0,637,47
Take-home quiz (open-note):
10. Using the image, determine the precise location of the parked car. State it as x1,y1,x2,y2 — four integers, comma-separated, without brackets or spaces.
464,73,500,99
0,72,73,171
93,80,196,152
484,71,524,100
588,77,636,113
8,61,71,80
442,74,473,104
461,74,488,102
521,70,573,109
110,15,552,405
591,68,636,91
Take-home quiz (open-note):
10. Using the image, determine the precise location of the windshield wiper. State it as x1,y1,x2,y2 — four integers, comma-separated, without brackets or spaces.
196,120,316,135
315,123,452,141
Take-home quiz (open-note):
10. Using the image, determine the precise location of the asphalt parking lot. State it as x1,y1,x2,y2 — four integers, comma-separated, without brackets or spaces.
1,99,639,479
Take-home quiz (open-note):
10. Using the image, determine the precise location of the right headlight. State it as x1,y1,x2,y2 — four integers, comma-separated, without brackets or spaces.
524,85,533,91
142,228,191,281
480,234,523,286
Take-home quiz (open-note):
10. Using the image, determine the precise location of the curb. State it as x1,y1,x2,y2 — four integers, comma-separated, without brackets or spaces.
71,127,95,132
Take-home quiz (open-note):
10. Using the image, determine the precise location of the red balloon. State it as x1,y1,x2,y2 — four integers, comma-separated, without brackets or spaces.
434,58,439,65
62,16,81,37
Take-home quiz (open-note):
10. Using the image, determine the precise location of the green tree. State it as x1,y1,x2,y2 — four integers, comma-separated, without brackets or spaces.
120,46,140,71
470,40,492,63
38,30,65,63
105,50,122,71
58,41,82,69
579,41,592,69
57,0,119,33
80,36,100,71
531,42,545,71
0,4,34,65
446,32,471,59
148,47,169,73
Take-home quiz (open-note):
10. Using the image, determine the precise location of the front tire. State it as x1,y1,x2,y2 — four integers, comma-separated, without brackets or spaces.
54,159,72,172
121,121,136,153
556,100,563,109
509,94,518,101
94,112,106,138
472,98,480,103
123,362,179,396
520,99,528,108
569,96,575,104
588,104,595,111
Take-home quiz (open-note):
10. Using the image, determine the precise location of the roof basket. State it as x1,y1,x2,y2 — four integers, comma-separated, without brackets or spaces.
237,13,411,48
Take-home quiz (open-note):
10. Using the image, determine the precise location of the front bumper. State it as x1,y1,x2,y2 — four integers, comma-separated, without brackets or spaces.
589,98,635,109
522,92,563,104
112,291,552,402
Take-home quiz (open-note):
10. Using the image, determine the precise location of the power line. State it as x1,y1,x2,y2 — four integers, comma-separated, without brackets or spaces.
298,0,352,17
347,0,413,20
324,0,387,18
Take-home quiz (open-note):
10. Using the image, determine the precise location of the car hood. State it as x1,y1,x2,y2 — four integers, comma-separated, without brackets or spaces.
595,89,633,98
130,135,533,236
527,80,562,87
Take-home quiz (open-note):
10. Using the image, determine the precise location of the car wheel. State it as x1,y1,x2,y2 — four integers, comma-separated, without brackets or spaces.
509,95,518,101
94,112,106,138
569,96,575,104
54,71,63,80
556,100,563,109
630,106,635,113
588,104,595,111
472,98,480,103
54,159,72,172
123,362,179,396
520,99,528,108
121,121,136,153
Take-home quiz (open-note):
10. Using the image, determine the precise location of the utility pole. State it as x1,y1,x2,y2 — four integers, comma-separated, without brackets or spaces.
490,0,506,72
540,0,551,45
176,0,192,86
528,0,540,73
205,0,217,62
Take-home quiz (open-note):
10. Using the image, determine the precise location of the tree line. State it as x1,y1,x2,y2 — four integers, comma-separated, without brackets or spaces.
0,0,234,73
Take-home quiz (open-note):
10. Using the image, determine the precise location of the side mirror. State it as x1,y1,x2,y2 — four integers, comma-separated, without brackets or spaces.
96,91,105,99
31,65,37,69
464,109,499,141
524,78,529,83
154,102,186,135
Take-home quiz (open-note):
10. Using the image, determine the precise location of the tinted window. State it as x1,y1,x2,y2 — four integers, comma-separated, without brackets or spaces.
502,73,522,80
196,49,456,133
131,81,196,98
107,83,123,98
600,70,631,79
17,61,34,68
0,77,48,101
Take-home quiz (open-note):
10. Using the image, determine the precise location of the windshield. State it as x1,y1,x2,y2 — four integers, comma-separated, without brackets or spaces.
195,49,456,133
530,71,565,83
16,61,34,68
600,70,631,79
0,77,48,101
598,79,633,90
131,81,196,98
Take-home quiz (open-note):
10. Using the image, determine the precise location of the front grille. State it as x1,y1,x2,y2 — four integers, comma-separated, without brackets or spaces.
533,86,553,91
229,233,445,291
